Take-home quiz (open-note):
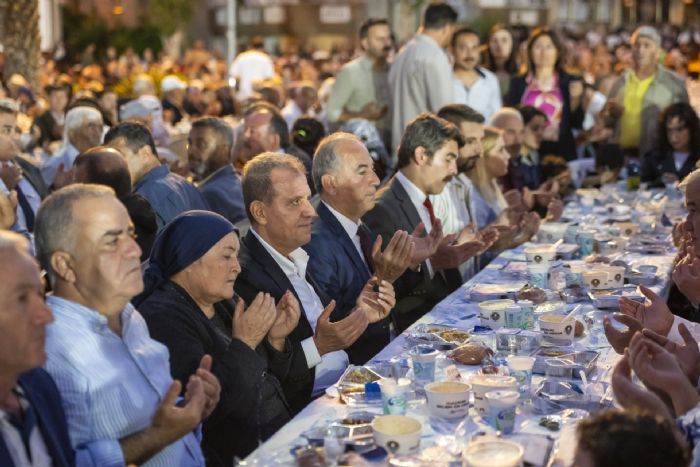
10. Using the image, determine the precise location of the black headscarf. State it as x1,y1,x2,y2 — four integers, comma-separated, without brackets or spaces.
133,210,237,306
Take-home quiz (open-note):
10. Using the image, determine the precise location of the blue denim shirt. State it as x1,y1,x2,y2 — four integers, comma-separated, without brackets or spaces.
197,164,246,224
135,165,209,229
44,295,205,467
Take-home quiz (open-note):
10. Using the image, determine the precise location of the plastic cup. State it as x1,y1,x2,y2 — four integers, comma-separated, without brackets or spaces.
527,263,549,289
411,344,438,385
378,378,411,415
506,356,536,399
485,390,519,434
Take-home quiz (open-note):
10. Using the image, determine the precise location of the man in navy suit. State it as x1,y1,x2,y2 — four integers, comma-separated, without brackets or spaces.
304,133,415,364
0,231,74,467
234,153,395,413
363,113,487,332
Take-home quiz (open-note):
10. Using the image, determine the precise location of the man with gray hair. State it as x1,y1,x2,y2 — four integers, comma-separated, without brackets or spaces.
605,25,688,159
234,152,396,412
36,184,219,466
188,117,246,223
303,132,414,363
40,106,103,190
0,230,75,467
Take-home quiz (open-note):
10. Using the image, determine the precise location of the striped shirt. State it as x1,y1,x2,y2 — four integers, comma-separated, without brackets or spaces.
43,295,204,467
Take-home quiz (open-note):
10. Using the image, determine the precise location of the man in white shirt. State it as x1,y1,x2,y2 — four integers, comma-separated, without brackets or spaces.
229,37,275,101
281,82,317,129
451,28,502,122
234,153,395,412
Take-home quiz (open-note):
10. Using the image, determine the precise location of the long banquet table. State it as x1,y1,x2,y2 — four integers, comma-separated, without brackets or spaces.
244,213,676,466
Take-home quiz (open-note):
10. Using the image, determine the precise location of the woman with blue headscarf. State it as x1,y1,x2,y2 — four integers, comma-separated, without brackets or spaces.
135,210,299,464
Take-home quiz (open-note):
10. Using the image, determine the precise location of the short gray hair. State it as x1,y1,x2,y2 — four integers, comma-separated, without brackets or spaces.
63,106,103,144
490,107,523,127
242,152,306,223
191,117,235,148
632,26,661,47
35,184,115,285
312,132,360,194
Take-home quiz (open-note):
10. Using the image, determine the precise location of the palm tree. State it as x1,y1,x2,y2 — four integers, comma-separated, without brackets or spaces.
0,0,41,89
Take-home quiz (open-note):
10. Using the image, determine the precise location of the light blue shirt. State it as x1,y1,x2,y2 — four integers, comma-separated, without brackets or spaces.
40,143,79,188
135,165,209,230
44,295,205,467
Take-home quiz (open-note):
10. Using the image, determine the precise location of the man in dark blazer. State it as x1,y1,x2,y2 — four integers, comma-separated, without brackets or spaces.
0,100,49,235
0,231,74,467
363,113,485,332
304,133,415,364
234,152,395,414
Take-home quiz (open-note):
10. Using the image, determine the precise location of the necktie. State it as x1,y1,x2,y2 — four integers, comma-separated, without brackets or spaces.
15,185,35,233
356,223,375,273
423,197,437,226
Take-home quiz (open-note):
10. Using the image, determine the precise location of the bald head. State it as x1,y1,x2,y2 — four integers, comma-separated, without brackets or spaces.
74,146,132,199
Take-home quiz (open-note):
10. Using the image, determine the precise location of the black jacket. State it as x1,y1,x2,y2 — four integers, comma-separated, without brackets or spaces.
362,176,462,332
139,281,293,465
641,148,698,187
506,72,584,161
234,230,324,414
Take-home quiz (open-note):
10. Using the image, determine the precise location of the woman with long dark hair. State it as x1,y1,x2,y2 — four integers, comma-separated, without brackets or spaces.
642,102,700,186
505,27,584,161
481,24,520,98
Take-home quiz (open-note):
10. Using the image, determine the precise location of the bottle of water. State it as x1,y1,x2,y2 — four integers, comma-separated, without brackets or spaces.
626,158,641,191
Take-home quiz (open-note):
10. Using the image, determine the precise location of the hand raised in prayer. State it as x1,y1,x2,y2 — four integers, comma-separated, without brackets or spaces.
232,292,277,350
267,290,301,351
545,198,564,222
0,190,16,230
195,355,221,420
356,277,395,323
314,300,369,356
627,332,700,416
0,163,21,190
150,376,206,446
430,233,483,270
409,220,443,266
372,230,414,283
53,163,74,190
604,313,642,354
642,323,700,385
611,353,672,421
618,286,674,338
672,252,700,305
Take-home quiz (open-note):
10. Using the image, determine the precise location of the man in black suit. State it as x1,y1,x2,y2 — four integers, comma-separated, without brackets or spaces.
0,99,49,236
0,231,75,467
304,133,416,364
363,113,485,332
234,152,395,413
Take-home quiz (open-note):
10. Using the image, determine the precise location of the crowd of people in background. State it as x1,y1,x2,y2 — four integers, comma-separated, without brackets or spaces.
1,1,700,466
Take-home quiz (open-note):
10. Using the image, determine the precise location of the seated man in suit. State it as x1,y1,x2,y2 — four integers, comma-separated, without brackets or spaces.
363,113,486,332
188,117,246,223
304,133,415,364
0,99,49,237
234,153,396,413
0,230,74,467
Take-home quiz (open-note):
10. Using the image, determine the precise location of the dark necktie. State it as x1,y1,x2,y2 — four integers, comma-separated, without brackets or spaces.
356,223,375,274
15,185,35,233
423,197,437,226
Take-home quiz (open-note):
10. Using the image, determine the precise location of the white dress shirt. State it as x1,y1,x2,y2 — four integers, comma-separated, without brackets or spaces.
0,387,52,467
396,171,435,277
322,201,369,271
250,228,349,396
452,67,502,122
